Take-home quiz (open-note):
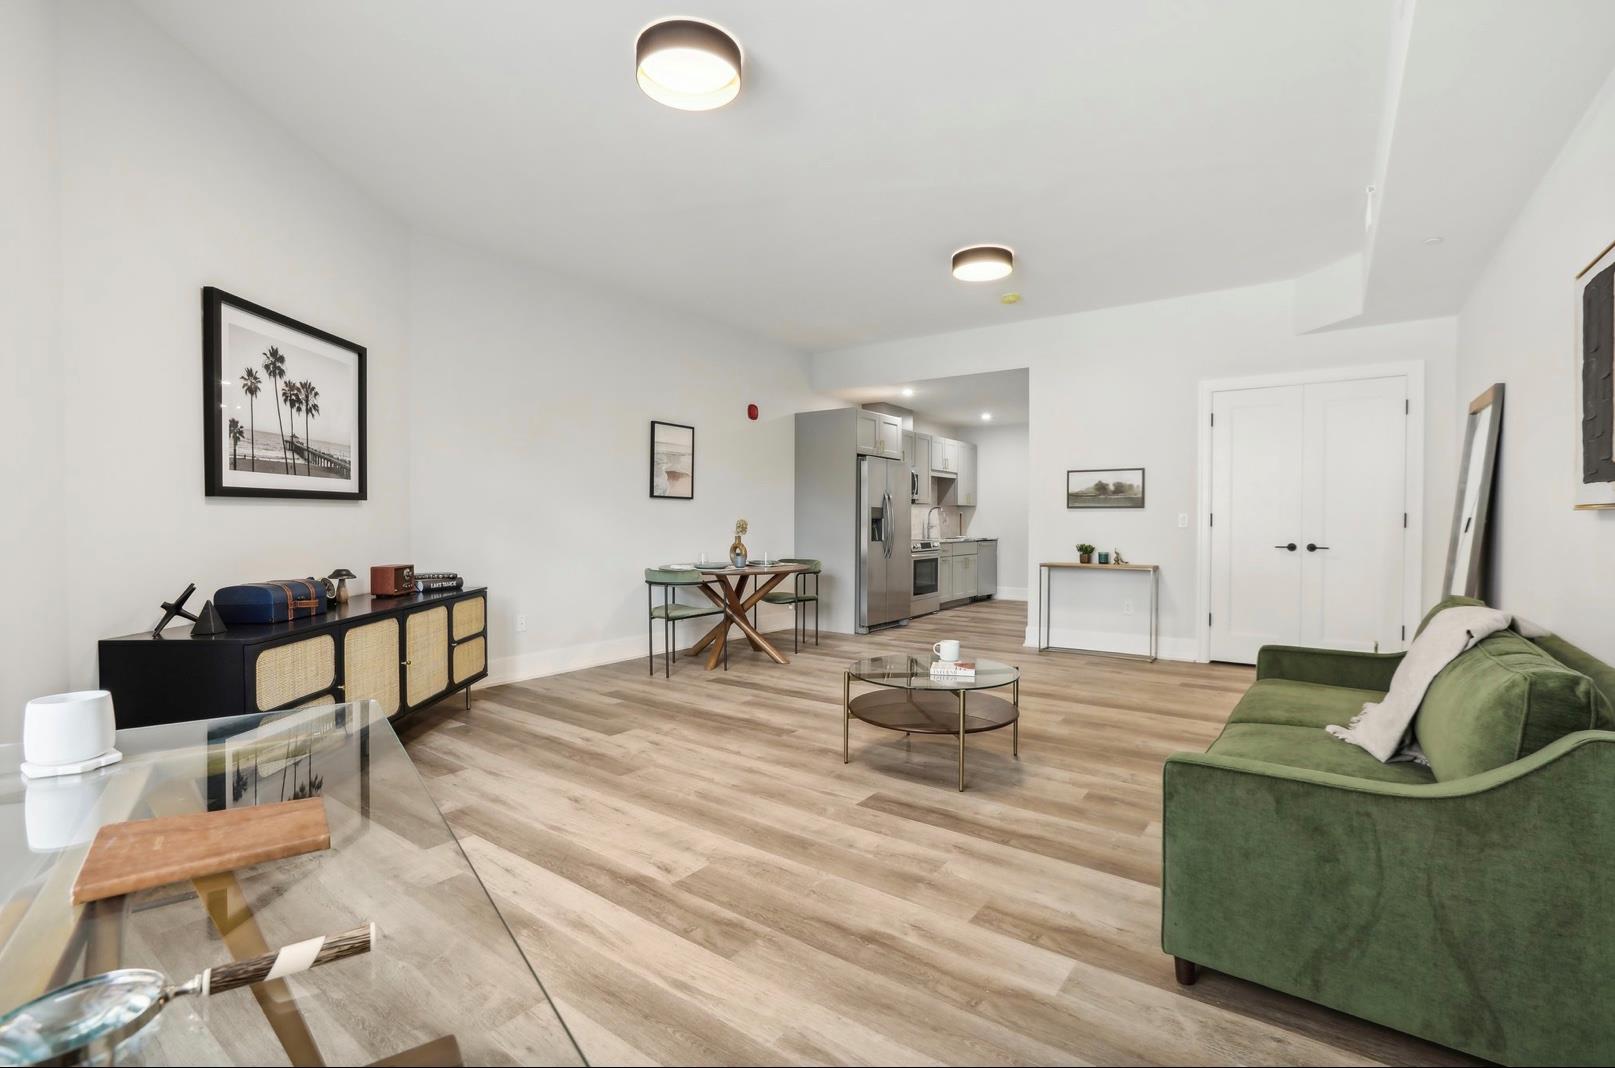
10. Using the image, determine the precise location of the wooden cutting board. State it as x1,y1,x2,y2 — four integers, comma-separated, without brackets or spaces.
73,797,330,904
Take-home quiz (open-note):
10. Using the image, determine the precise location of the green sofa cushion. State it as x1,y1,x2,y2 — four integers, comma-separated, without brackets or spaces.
1207,722,1435,785
1535,633,1615,712
1415,628,1614,782
1228,678,1387,730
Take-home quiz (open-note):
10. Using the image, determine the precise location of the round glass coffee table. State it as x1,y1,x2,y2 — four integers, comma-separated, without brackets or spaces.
842,654,1020,791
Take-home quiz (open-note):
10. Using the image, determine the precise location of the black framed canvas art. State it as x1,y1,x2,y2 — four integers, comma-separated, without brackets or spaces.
1067,468,1145,508
650,421,694,499
203,287,366,500
1575,241,1615,509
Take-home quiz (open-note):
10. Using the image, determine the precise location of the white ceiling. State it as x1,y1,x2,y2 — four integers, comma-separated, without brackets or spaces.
833,369,1030,429
134,0,1615,350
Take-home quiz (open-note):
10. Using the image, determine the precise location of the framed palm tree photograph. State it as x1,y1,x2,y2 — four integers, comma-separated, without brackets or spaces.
203,287,366,500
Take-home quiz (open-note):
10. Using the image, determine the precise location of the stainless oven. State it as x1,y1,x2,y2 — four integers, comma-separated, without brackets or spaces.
910,543,940,617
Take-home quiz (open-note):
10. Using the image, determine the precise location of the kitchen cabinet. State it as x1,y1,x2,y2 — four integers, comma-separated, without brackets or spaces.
857,410,903,459
951,553,977,601
905,432,934,503
932,437,960,475
957,440,978,506
939,543,954,602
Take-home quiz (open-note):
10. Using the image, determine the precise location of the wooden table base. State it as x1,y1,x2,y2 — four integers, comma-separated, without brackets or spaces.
690,566,805,670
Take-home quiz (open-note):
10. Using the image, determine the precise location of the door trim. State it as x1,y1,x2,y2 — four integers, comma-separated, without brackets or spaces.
1195,361,1425,662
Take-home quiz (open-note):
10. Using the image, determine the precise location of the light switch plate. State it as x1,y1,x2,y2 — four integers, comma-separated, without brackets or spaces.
1177,513,1189,528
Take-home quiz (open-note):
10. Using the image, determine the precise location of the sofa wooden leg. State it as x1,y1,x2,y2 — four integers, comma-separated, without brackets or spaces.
1174,957,1199,986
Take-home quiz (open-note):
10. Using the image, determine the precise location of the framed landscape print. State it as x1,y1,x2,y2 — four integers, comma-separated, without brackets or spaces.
1575,241,1615,509
203,287,366,500
1067,468,1145,508
650,420,694,499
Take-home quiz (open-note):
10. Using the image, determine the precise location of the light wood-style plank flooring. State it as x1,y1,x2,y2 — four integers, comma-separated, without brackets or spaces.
399,600,1476,1066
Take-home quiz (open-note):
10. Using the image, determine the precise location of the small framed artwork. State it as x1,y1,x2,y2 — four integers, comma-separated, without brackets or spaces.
203,287,366,500
650,420,694,499
1574,240,1615,509
1067,468,1145,508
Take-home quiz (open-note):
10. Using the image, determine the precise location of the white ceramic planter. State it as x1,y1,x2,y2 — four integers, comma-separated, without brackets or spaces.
22,690,119,777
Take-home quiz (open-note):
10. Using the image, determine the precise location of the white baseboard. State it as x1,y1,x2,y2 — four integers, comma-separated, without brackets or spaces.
1021,625,1198,662
994,587,1029,602
482,607,804,688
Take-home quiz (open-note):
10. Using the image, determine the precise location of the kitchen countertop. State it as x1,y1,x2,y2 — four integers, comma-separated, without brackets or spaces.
942,536,997,542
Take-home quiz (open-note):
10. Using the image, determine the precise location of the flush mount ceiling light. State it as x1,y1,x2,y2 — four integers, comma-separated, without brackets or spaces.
636,18,743,111
952,245,1014,282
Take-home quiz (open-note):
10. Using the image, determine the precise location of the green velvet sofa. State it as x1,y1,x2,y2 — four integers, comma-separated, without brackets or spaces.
1163,597,1615,1065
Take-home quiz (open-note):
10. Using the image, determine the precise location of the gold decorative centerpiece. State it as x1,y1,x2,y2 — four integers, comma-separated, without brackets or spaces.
730,518,749,567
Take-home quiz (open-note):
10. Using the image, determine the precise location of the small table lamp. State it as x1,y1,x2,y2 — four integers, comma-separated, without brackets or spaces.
328,568,356,604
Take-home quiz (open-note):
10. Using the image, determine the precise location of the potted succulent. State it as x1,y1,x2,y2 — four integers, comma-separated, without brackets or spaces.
1077,543,1095,564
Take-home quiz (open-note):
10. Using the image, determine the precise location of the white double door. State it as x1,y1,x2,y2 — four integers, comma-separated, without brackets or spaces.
1209,375,1410,664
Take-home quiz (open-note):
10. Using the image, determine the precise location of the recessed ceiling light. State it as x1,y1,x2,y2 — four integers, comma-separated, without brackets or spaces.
952,245,1014,282
636,18,742,111
900,387,915,397
1424,235,1445,245
980,412,993,421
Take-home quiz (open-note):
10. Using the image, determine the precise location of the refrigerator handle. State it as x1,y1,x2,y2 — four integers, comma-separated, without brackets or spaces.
881,491,892,557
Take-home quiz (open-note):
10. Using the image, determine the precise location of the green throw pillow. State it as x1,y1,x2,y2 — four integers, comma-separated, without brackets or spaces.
1414,628,1613,781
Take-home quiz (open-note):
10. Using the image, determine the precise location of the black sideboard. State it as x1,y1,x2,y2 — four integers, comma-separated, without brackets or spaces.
99,587,488,729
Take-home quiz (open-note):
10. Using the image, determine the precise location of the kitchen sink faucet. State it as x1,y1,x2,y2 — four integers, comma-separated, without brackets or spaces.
925,505,944,542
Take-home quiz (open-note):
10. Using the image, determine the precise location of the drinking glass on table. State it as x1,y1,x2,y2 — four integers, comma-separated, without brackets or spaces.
698,551,707,566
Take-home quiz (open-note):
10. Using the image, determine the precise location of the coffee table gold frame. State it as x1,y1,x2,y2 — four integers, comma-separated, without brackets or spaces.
843,664,1019,791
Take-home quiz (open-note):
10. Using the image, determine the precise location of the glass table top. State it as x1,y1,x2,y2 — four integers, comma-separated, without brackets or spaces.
0,702,585,1067
847,654,1020,691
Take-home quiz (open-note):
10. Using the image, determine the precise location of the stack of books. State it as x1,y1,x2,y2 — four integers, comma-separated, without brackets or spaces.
414,571,465,593
929,659,977,679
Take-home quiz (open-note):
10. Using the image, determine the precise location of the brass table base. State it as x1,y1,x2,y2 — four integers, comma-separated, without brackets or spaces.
843,674,1019,791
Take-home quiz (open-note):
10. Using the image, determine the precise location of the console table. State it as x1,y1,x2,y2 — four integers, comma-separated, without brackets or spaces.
98,587,487,728
1037,562,1159,662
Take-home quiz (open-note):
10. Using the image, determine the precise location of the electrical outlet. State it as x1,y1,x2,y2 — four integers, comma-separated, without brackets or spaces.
1123,599,1134,615
1178,513,1189,528
516,614,528,633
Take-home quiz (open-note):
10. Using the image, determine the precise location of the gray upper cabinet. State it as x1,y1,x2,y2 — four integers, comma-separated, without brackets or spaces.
857,410,903,459
912,433,933,503
957,440,978,506
931,436,959,475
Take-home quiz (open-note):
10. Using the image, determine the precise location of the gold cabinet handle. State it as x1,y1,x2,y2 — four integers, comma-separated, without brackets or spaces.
401,659,413,667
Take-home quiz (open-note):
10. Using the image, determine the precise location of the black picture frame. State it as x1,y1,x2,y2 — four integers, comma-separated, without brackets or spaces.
650,420,695,500
203,286,367,500
1066,468,1146,509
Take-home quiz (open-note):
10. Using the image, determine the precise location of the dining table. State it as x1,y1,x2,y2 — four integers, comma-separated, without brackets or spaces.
688,561,812,670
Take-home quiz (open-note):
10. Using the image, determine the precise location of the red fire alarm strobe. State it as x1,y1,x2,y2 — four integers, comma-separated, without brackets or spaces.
747,403,759,421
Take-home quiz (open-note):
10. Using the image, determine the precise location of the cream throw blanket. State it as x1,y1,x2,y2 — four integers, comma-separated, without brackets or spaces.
1326,605,1512,763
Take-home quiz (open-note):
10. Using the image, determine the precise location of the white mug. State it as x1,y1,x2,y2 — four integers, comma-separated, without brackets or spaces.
933,640,961,662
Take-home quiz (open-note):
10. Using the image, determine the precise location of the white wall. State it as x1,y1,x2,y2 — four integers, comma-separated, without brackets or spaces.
813,281,1458,659
53,0,413,690
958,424,1029,600
0,0,67,739
408,232,828,683
1456,66,1615,657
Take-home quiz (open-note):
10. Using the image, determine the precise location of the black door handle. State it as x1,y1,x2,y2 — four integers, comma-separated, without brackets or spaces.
1307,543,1330,552
1274,542,1297,551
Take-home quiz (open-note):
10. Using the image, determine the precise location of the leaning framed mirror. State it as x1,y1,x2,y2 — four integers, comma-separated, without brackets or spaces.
1445,384,1504,598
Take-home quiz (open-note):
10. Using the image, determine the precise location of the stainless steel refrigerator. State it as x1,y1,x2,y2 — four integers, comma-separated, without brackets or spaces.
857,454,913,631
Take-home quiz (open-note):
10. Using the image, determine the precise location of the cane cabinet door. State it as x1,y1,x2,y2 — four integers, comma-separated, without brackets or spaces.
404,606,449,708
344,617,401,718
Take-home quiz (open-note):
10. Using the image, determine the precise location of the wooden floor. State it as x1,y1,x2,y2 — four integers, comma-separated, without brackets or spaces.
399,600,1476,1066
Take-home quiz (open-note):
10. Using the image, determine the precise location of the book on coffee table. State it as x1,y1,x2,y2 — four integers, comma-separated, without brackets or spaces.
929,659,977,678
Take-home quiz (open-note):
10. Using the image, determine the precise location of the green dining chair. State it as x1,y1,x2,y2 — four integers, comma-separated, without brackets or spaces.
758,558,821,652
646,568,727,678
